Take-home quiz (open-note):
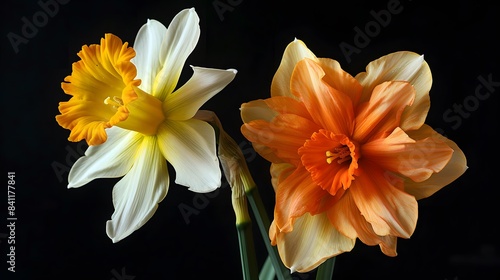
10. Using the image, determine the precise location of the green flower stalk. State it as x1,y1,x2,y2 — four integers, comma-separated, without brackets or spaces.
195,110,291,280
195,110,257,279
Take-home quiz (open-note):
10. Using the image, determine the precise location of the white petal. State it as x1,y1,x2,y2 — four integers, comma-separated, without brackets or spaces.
157,119,221,192
68,127,142,188
106,136,169,242
275,213,355,273
164,67,237,120
153,8,200,100
132,19,167,93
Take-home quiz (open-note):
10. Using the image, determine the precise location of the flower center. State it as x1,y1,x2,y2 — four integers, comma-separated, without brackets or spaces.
104,96,124,109
56,33,165,146
326,146,351,165
299,129,360,196
115,85,165,136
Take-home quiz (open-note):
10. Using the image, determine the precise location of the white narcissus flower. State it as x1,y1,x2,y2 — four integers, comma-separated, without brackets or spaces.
56,8,237,242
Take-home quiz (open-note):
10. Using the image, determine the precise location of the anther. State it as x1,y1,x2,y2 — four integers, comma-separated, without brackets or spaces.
104,96,124,109
326,146,351,164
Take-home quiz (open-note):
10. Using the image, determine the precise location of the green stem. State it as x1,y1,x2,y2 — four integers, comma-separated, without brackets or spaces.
315,257,336,280
259,256,276,280
237,221,259,280
246,187,292,280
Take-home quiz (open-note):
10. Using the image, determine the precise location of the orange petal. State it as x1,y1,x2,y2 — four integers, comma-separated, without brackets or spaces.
241,120,287,163
355,51,432,131
362,127,454,182
327,191,399,256
269,219,279,245
274,166,330,233
241,114,319,165
353,81,415,143
378,235,398,256
318,57,363,108
240,96,312,130
248,142,284,164
404,125,468,199
349,162,418,238
291,58,355,136
326,190,361,239
264,96,313,121
270,162,295,192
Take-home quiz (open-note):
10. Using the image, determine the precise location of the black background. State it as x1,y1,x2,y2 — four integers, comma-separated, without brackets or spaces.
1,0,499,279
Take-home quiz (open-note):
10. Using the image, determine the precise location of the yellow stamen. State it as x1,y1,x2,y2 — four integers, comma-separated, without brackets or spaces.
326,146,351,164
104,96,124,108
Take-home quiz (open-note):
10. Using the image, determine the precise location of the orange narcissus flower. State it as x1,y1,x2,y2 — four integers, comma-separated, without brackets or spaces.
240,39,467,273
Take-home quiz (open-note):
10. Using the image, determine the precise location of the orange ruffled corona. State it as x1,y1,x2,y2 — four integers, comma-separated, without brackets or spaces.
56,33,164,146
240,39,467,272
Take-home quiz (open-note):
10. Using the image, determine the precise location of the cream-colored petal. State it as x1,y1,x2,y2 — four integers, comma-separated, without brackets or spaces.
271,39,318,98
106,136,168,242
132,19,167,93
275,212,355,273
68,127,143,188
240,99,278,123
404,125,467,199
157,119,221,192
355,51,432,131
164,67,236,120
350,162,418,238
153,8,200,100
